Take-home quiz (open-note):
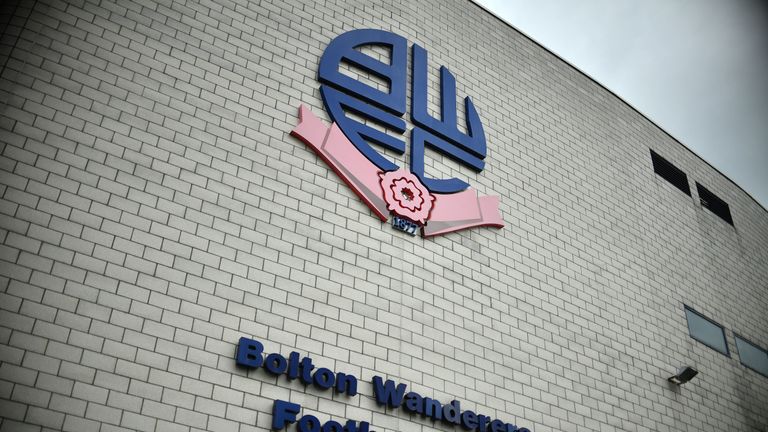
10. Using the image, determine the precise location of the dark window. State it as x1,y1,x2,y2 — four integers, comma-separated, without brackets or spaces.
650,150,690,195
735,335,768,377
684,306,729,355
696,183,734,225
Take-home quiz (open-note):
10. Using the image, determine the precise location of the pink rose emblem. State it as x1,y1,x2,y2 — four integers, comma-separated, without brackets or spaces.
379,169,435,224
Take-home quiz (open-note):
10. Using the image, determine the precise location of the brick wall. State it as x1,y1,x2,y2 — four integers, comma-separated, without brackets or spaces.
1,0,766,431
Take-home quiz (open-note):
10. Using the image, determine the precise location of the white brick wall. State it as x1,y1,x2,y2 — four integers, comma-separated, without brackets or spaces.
1,0,767,431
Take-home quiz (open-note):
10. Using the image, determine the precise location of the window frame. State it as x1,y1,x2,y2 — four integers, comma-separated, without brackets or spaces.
734,333,768,378
684,305,730,357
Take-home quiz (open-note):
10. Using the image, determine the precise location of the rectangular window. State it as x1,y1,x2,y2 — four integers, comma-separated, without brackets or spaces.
650,150,691,195
684,306,729,355
735,335,768,377
696,183,734,225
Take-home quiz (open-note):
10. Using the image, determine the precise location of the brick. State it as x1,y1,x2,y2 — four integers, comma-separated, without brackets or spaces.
75,301,110,322
58,361,95,383
51,394,87,417
115,359,148,381
22,352,60,375
100,339,134,360
9,280,45,302
26,225,62,244
0,310,35,332
14,206,51,227
161,387,195,410
72,382,108,404
62,415,100,432
94,371,130,393
120,411,156,431
0,419,39,432
25,406,65,429
85,402,122,424
36,372,74,395
80,350,116,372
11,384,51,407
0,341,24,363
141,399,175,421
45,341,83,363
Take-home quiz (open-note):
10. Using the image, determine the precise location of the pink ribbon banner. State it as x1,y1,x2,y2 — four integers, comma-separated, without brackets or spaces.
291,105,504,237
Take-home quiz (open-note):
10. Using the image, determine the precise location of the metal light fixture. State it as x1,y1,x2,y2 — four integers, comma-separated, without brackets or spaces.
668,366,699,385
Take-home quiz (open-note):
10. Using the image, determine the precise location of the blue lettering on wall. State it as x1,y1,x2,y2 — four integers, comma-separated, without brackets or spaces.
371,374,530,432
236,337,264,368
236,337,357,396
410,43,486,193
273,400,301,430
238,337,531,432
371,376,407,407
273,400,372,432
318,29,407,172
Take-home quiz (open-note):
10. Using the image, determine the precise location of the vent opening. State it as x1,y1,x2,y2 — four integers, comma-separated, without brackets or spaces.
696,183,734,225
650,150,690,195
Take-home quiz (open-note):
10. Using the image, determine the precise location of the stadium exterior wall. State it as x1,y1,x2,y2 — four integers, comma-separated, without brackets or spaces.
0,0,767,431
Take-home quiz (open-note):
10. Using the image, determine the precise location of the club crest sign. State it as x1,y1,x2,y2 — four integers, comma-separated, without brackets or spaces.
292,29,503,237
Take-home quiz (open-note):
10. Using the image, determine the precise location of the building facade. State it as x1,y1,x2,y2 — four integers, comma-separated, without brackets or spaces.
1,0,767,431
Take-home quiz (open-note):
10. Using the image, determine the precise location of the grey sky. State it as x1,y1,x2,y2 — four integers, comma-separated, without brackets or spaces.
474,0,768,208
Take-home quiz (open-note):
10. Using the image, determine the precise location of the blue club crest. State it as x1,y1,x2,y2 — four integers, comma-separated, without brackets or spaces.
318,29,487,194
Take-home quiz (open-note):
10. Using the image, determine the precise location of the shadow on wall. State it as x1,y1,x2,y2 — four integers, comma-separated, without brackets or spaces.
0,0,39,76
733,368,768,431
0,0,37,113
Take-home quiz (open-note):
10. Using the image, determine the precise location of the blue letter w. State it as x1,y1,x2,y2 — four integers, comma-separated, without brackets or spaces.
372,376,407,408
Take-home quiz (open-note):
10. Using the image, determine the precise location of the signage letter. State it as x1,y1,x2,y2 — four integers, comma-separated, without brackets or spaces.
272,400,301,430
372,376,407,407
236,337,264,368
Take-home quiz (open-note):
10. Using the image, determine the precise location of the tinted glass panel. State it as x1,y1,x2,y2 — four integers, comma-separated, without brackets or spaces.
685,307,728,355
735,336,768,377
